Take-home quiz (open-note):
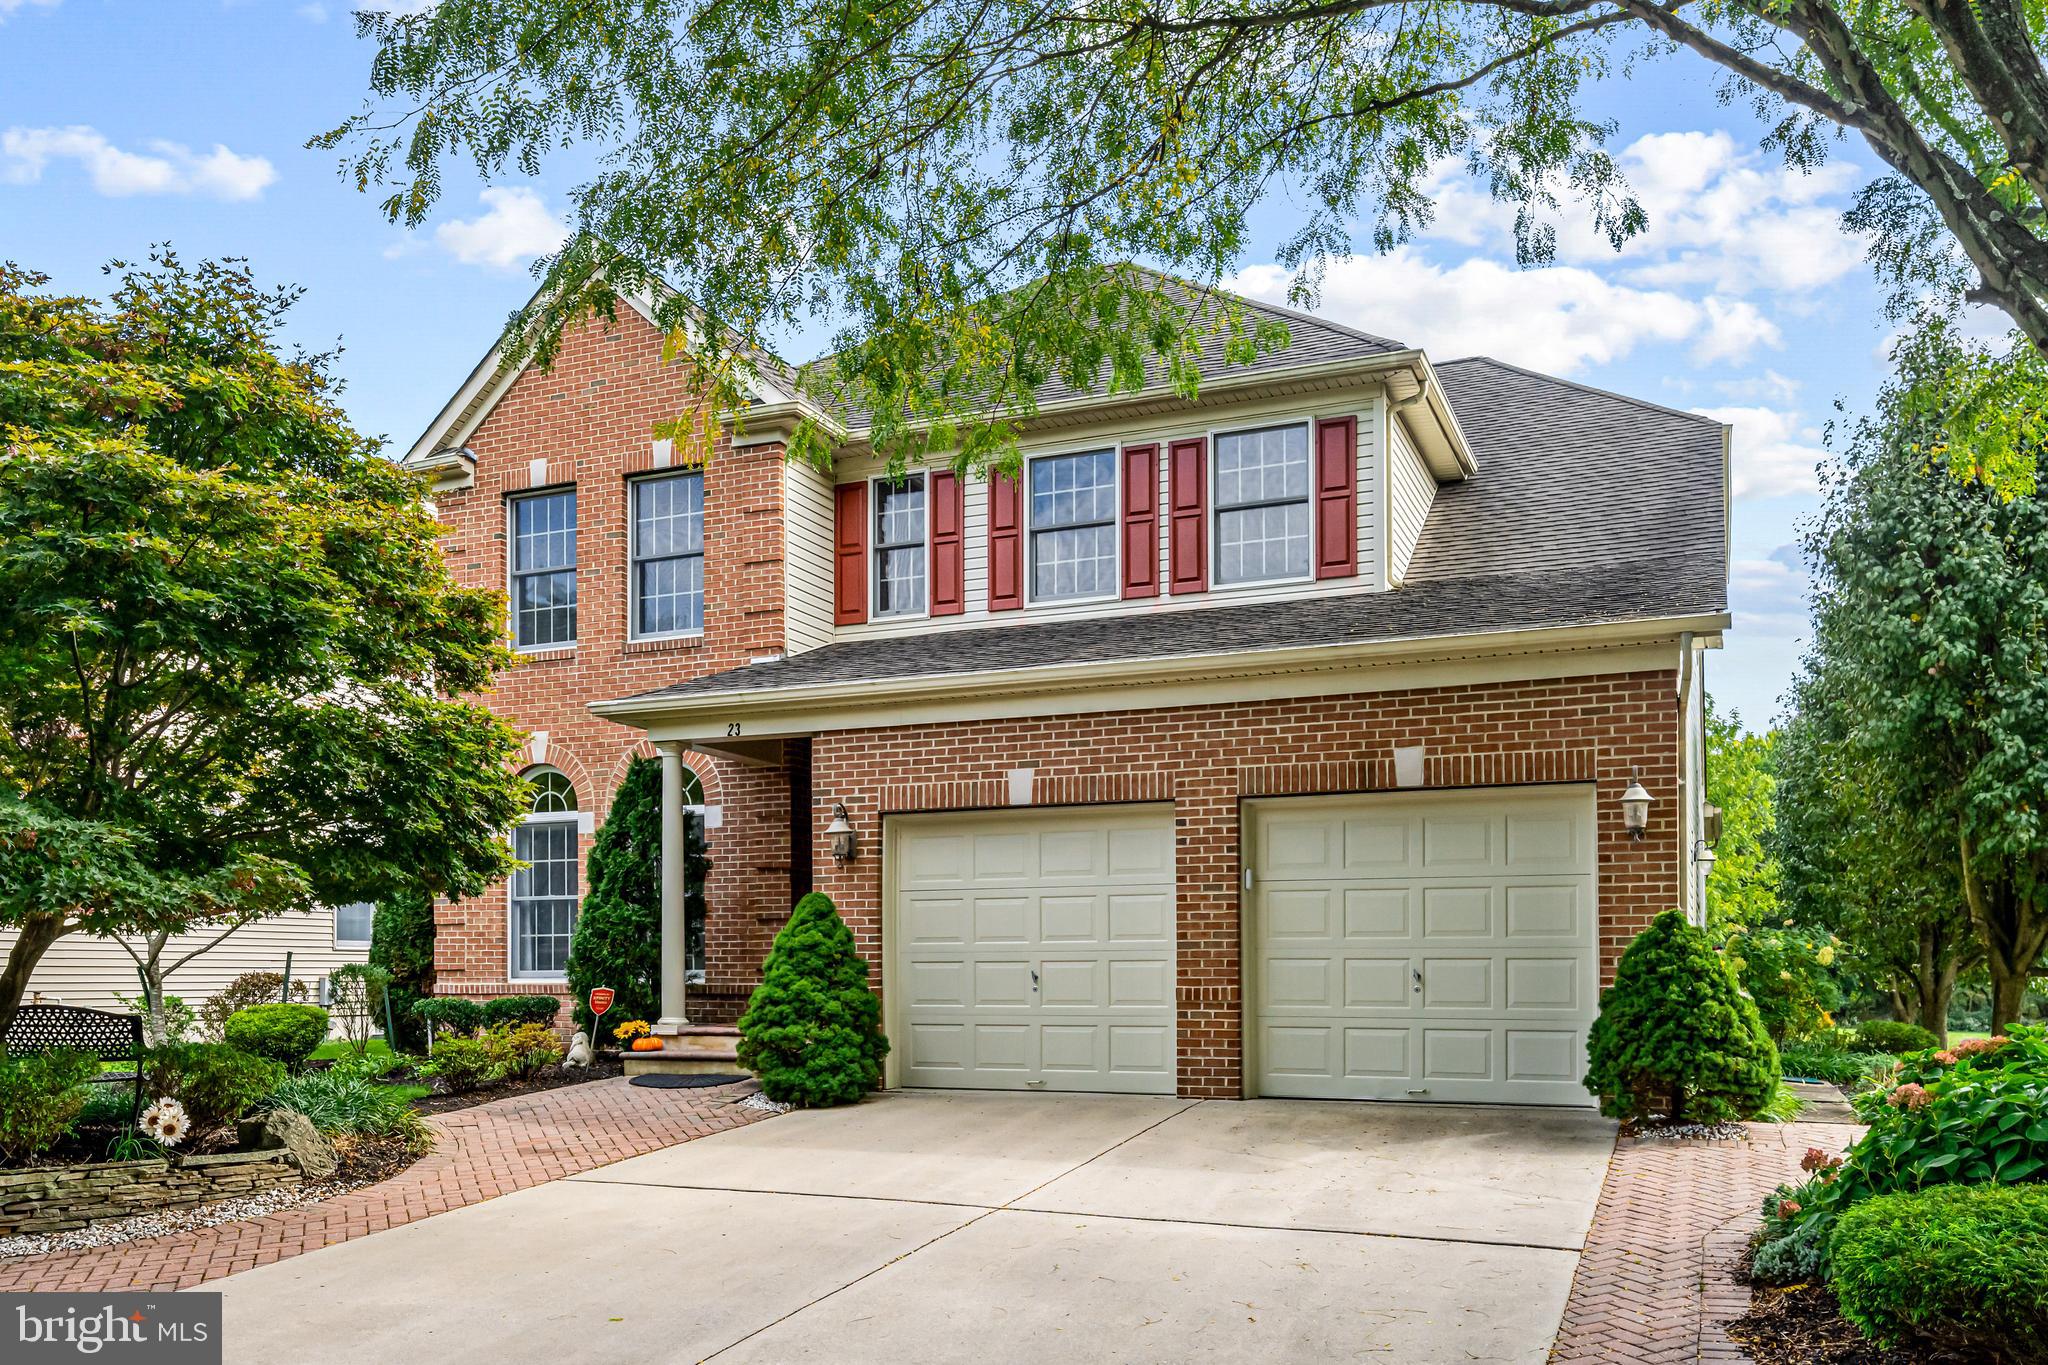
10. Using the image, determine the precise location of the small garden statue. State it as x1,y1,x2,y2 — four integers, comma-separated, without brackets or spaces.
564,1031,593,1069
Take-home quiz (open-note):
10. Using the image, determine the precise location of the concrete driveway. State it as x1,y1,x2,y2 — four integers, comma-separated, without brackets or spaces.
214,1092,1614,1364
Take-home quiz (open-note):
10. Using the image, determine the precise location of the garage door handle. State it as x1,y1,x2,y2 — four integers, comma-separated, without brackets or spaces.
1412,967,1423,993
1031,969,1039,991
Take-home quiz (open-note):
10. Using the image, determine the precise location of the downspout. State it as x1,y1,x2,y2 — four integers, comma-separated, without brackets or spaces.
1676,632,1699,924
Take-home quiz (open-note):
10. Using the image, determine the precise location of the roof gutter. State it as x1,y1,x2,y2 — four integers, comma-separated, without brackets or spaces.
590,611,1730,731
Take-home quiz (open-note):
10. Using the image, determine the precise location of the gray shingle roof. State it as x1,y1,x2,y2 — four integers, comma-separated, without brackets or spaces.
615,345,1728,707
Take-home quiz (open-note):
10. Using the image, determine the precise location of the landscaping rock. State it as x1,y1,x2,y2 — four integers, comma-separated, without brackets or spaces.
237,1107,338,1180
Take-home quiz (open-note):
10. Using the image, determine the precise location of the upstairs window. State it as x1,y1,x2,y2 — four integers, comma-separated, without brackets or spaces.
632,471,705,638
872,475,927,617
510,489,577,648
332,902,373,948
511,767,579,980
1029,449,1117,602
1214,423,1311,585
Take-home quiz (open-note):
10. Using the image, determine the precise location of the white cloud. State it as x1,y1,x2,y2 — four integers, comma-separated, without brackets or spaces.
433,187,567,271
1233,252,1701,375
297,2,328,20
0,125,275,200
1693,298,1782,366
1690,404,1828,500
0,0,61,18
1729,543,1811,639
1716,369,1802,405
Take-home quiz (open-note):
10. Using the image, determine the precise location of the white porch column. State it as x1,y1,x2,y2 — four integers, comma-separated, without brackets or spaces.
654,743,690,1034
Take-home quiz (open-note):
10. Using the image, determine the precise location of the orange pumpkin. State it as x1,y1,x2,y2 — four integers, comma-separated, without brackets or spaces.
630,1036,665,1053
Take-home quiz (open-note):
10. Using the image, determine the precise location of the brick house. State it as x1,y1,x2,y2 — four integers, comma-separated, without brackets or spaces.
406,285,1727,1104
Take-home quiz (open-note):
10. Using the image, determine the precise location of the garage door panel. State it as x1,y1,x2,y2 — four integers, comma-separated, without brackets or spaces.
1253,789,1596,1108
893,806,1176,1096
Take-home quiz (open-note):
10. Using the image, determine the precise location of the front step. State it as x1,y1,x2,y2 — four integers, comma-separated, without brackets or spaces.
623,1023,750,1078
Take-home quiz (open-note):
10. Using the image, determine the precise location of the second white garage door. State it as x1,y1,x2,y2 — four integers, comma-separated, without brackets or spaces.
889,805,1176,1094
1249,787,1598,1106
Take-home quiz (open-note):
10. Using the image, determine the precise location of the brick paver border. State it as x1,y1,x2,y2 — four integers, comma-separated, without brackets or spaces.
0,1077,770,1293
1550,1119,1865,1363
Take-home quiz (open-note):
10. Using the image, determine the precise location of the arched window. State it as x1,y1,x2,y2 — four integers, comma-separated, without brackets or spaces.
678,766,705,807
511,766,579,980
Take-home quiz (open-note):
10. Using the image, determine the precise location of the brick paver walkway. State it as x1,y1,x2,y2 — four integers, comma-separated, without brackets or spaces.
1550,1119,1865,1363
0,1077,769,1293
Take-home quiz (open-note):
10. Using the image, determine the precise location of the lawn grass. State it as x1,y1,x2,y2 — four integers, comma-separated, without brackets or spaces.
311,1036,395,1063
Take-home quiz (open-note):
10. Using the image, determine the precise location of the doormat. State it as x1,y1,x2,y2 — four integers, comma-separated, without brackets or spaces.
628,1073,749,1089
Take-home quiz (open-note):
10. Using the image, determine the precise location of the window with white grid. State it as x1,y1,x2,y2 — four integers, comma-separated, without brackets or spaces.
511,767,579,980
872,475,926,617
510,489,577,648
631,472,704,638
1028,449,1117,601
1214,423,1312,585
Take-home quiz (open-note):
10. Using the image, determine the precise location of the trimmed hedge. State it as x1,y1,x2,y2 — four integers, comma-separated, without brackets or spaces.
223,1003,330,1073
479,995,561,1029
412,997,485,1038
1830,1183,2048,1360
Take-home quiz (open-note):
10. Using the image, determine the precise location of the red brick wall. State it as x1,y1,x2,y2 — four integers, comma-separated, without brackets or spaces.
807,670,1683,1098
424,307,794,1022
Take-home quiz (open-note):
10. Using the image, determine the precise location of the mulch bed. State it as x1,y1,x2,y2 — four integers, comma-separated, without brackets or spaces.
406,1057,624,1115
1727,1284,1916,1364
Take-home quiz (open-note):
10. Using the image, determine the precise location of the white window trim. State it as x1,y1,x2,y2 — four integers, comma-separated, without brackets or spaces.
868,471,933,622
506,486,579,653
507,768,589,983
627,469,708,644
1023,446,1123,608
1208,420,1317,592
332,902,374,951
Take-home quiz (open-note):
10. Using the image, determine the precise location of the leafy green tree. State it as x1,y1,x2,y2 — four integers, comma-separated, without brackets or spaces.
565,757,710,1042
1583,909,1779,1123
371,889,438,1051
0,255,528,1035
1704,699,1780,931
1777,638,1974,1041
327,0,2048,488
1800,333,2048,1034
736,892,889,1107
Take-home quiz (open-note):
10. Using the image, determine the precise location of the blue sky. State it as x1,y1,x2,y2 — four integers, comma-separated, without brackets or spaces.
1,1,1899,730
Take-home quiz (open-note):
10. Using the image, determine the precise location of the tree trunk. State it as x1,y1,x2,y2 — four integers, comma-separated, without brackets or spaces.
0,913,69,1039
1957,829,2048,1035
1910,924,1961,1045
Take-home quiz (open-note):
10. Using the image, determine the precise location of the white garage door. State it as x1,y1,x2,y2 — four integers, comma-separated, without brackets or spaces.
1250,787,1597,1106
890,805,1176,1094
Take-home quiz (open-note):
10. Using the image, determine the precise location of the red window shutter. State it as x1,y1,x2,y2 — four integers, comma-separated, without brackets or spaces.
987,471,1024,611
1120,443,1160,599
1168,436,1208,595
833,481,868,626
930,471,965,616
1314,416,1359,579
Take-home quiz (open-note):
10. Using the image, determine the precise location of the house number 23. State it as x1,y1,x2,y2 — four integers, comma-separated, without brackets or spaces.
726,722,742,737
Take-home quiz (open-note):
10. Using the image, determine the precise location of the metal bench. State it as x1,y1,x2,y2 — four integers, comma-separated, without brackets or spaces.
3,1004,146,1128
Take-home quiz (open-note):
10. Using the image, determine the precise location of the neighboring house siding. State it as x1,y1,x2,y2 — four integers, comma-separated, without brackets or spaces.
782,458,835,654
420,308,797,1020
0,914,369,1017
806,666,1683,1099
815,386,1389,642
1387,411,1435,585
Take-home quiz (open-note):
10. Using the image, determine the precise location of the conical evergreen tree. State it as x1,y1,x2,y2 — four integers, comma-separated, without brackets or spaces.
1583,908,1780,1123
565,757,708,1041
736,892,889,1107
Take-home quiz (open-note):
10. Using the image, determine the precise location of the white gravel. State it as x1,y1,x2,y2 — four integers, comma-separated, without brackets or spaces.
1629,1121,1750,1142
0,1172,378,1262
736,1092,792,1115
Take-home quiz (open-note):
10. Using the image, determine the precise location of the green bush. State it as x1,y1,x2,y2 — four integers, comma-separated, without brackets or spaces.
325,963,392,1058
1751,1027,2048,1282
413,997,485,1040
1854,1019,1942,1055
263,1071,429,1146
1718,924,1842,1043
1583,909,1779,1123
200,972,310,1041
141,1043,284,1135
1778,1041,1894,1088
566,756,709,1039
737,892,889,1107
223,1003,331,1072
481,1022,564,1079
370,888,437,1051
0,1049,97,1164
479,995,561,1030
1830,1184,2048,1360
417,1035,499,1091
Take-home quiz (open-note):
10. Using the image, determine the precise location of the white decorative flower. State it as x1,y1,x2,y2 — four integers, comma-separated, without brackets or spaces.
140,1096,191,1148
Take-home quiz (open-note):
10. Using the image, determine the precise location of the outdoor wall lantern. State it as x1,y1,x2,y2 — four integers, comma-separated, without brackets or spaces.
1693,838,1718,871
1618,777,1653,840
826,802,859,865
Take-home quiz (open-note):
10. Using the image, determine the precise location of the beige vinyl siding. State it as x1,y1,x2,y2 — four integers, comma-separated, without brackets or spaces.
821,384,1391,641
1387,412,1436,585
0,911,370,1017
782,460,837,655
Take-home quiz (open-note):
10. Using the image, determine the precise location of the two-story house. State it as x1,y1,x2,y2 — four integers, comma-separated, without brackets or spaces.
405,282,1727,1106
